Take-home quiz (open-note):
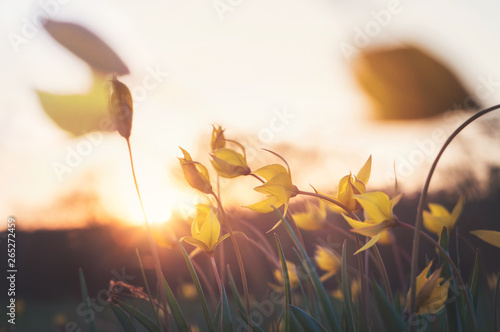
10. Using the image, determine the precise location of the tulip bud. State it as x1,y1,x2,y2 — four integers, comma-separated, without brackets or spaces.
178,147,212,194
210,148,251,178
108,76,133,139
211,125,225,151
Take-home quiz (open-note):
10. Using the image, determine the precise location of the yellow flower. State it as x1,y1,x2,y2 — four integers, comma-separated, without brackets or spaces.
405,261,450,315
423,196,464,236
343,191,401,254
315,246,341,276
293,200,327,231
247,163,297,215
178,147,212,194
108,77,133,139
273,260,299,289
211,125,226,151
321,156,372,214
210,146,251,178
181,205,230,254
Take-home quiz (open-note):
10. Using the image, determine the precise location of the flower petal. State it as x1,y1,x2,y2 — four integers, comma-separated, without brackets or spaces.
253,164,288,181
354,191,393,222
353,233,383,255
246,196,282,213
181,236,211,253
356,155,372,185
470,229,500,248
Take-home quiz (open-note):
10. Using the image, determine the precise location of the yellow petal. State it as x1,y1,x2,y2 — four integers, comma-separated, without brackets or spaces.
428,203,451,219
211,125,225,150
315,246,341,274
354,233,383,254
356,155,372,185
450,196,464,227
198,209,221,251
293,201,327,231
181,236,211,253
211,148,250,178
246,196,282,213
470,230,500,248
349,219,394,238
253,164,288,181
423,211,445,236
354,191,393,222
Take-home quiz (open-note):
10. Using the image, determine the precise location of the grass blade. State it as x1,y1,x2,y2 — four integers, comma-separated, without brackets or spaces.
114,299,161,332
289,305,327,332
178,242,215,332
109,302,138,332
341,241,357,332
274,208,341,332
372,281,407,332
79,268,99,332
136,249,161,328
162,276,190,332
468,250,480,309
494,273,500,332
221,283,232,331
275,234,291,332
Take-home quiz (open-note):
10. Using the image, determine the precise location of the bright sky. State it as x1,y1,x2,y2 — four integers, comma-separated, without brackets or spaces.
1,0,500,230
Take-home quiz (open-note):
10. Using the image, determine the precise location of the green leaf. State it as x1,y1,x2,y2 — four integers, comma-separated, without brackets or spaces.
162,277,189,332
178,242,214,332
372,281,407,332
273,208,341,332
468,251,480,310
221,283,232,332
109,302,138,332
341,241,357,332
136,249,161,329
79,268,99,332
275,234,291,332
493,273,500,332
114,299,160,332
289,305,328,332
227,268,246,315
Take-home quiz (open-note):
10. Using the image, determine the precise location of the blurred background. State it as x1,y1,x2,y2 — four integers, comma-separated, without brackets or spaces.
1,0,500,330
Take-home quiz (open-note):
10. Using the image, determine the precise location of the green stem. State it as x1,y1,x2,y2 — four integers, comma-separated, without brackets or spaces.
210,254,223,328
408,105,500,331
399,222,476,331
127,139,169,330
211,191,252,329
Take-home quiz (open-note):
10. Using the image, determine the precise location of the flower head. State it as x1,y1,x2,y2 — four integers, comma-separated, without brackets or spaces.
210,145,250,178
181,204,229,254
211,125,226,151
293,200,327,231
405,261,449,315
178,147,212,194
423,196,464,236
272,260,299,290
315,246,341,276
247,151,297,219
108,77,133,139
321,156,371,214
343,191,401,254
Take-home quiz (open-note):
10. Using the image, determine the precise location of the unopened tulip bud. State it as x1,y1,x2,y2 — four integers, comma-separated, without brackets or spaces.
109,76,133,139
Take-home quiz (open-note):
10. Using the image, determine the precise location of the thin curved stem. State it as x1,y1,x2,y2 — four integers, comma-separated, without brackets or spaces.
400,222,476,331
408,105,500,331
127,139,169,330
211,191,251,330
296,190,356,219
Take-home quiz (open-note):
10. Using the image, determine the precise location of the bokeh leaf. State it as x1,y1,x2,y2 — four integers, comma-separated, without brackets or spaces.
44,19,129,75
353,45,477,120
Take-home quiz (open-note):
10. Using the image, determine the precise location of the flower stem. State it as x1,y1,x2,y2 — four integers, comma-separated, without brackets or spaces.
211,191,251,330
399,221,476,331
408,105,500,330
210,254,223,328
126,139,169,330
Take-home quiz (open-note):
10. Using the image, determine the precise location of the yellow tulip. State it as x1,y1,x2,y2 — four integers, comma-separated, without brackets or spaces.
315,246,341,275
210,147,251,178
181,205,230,254
423,196,464,236
405,261,449,315
109,77,133,139
247,163,297,215
273,260,299,289
178,147,212,194
343,191,401,254
293,200,327,231
211,125,226,151
323,156,372,214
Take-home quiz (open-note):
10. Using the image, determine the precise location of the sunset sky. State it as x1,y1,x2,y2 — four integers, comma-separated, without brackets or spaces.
1,0,500,230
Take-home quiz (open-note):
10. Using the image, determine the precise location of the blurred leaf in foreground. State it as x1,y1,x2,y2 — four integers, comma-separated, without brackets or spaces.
352,45,478,120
